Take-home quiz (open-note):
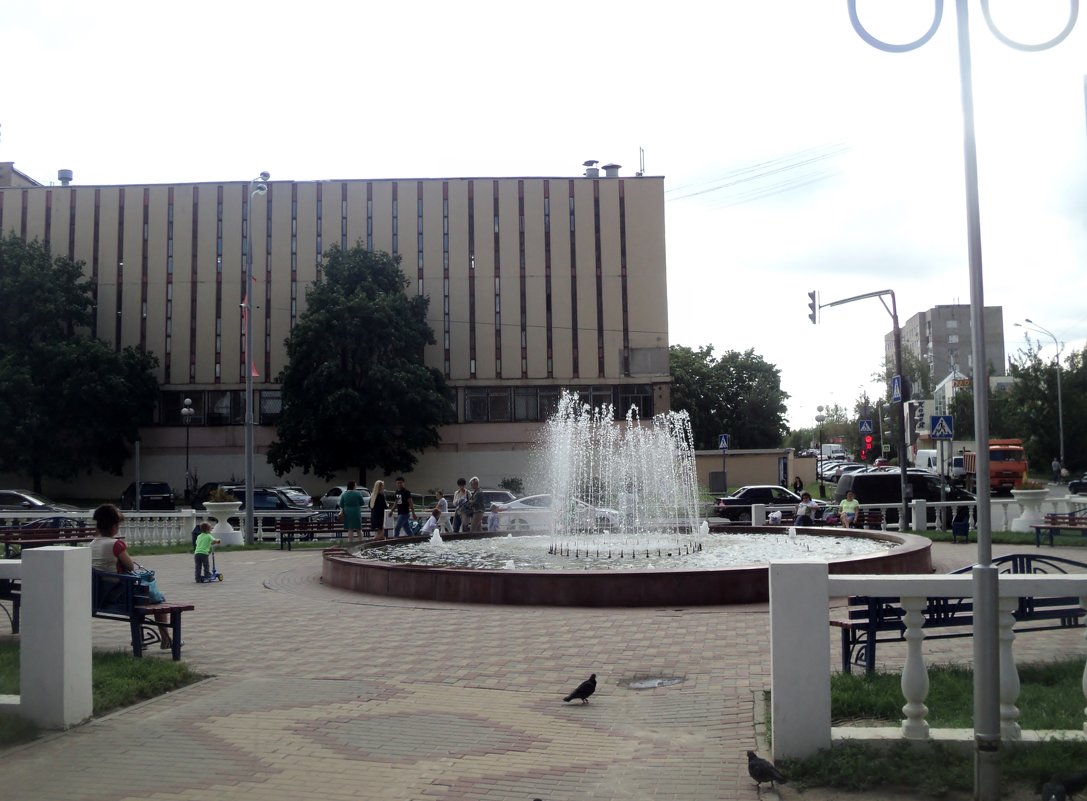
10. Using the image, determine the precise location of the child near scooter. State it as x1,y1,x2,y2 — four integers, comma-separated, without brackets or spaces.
193,522,222,583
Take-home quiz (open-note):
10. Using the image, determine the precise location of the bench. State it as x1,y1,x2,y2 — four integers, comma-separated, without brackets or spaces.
831,553,1087,675
0,577,19,633
2,526,94,558
855,509,884,530
1031,512,1087,547
91,570,194,660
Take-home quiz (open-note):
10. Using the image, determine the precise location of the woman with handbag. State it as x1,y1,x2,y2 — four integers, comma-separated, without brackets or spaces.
91,504,174,650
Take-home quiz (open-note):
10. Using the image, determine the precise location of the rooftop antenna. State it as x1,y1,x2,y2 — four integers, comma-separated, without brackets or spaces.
636,146,645,177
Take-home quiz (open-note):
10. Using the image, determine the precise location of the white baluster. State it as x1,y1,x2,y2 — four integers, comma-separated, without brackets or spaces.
900,596,930,739
998,596,1021,739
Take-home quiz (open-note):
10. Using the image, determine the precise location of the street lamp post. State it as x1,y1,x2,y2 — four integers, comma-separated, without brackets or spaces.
1016,319,1065,472
244,172,269,546
815,406,827,499
181,397,194,502
848,3,1078,797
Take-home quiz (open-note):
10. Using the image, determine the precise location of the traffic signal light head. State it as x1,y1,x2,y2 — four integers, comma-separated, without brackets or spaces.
807,290,818,324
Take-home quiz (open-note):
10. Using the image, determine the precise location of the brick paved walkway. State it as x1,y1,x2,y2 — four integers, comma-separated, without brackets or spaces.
0,541,1083,800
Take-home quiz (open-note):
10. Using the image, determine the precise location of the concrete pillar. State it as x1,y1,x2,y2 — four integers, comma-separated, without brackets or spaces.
770,561,831,759
21,547,92,729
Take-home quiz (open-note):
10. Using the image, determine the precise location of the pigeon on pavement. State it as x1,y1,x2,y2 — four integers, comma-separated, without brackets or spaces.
747,750,786,789
563,673,597,704
1043,777,1068,801
1063,773,1087,797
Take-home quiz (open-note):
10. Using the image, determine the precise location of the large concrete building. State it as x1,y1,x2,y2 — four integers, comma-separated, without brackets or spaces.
0,162,671,499
885,304,1006,385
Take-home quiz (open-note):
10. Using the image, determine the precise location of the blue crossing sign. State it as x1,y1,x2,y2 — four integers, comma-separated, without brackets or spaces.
858,419,873,434
891,375,903,403
718,433,730,451
930,415,954,440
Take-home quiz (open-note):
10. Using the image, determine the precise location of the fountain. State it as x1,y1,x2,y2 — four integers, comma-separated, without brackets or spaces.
323,392,931,606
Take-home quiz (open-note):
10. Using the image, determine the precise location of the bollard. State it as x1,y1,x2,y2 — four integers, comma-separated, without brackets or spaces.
21,547,92,729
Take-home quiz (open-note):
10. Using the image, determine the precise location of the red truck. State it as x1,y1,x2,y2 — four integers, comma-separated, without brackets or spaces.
962,438,1029,495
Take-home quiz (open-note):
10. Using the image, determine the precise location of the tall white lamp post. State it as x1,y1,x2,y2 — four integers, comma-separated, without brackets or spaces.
1016,319,1065,471
181,397,194,502
244,172,269,545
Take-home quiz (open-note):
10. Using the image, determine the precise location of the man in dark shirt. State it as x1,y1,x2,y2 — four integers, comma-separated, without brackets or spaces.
393,477,416,537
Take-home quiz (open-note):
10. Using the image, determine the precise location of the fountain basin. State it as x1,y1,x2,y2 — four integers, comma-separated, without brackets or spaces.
321,528,932,607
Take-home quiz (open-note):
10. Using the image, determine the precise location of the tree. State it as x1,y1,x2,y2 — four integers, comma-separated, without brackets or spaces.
669,345,789,449
267,244,455,482
0,234,159,491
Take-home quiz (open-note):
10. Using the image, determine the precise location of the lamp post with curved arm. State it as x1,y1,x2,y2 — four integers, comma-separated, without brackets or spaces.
244,172,269,546
847,3,1077,795
1015,319,1065,471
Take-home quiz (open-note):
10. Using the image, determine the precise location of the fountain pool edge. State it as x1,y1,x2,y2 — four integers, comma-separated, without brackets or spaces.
320,528,933,607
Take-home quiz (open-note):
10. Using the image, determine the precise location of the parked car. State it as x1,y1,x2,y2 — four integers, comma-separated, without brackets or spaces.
217,485,308,512
120,481,176,511
1069,474,1087,495
0,489,78,514
496,494,619,531
276,485,313,508
713,485,826,523
829,463,867,483
320,485,372,509
834,471,974,526
192,481,238,510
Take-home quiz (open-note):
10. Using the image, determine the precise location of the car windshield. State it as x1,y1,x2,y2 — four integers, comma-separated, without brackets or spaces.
142,483,171,493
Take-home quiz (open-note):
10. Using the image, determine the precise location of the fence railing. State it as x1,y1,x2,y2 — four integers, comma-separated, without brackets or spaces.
768,561,1087,759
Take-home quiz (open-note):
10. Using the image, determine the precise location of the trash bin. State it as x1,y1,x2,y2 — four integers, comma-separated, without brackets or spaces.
951,520,969,543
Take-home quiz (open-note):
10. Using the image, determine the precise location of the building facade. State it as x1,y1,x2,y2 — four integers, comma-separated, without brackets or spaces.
885,304,1006,384
0,166,670,499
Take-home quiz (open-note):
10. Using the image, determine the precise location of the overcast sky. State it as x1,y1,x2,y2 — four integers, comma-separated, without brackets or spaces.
5,1,1086,429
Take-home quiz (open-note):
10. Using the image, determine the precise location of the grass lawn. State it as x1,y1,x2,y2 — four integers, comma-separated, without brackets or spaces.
780,660,1087,795
0,641,203,748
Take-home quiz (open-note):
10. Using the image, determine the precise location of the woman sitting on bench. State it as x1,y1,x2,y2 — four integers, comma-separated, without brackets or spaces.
90,504,174,650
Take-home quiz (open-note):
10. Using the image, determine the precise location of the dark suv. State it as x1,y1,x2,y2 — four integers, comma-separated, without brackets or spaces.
120,482,176,511
835,471,973,525
713,485,826,523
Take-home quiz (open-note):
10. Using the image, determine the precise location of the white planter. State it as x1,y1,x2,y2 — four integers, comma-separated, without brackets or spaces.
203,501,243,545
1009,489,1048,533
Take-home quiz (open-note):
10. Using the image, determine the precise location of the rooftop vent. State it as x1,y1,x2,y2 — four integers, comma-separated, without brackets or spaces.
58,169,73,186
583,159,599,178
602,163,621,178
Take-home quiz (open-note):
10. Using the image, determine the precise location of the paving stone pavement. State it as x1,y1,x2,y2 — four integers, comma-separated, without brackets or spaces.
0,540,1083,801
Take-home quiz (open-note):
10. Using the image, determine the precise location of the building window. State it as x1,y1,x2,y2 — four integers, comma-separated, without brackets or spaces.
465,389,488,422
206,390,244,425
160,390,205,426
946,319,958,329
948,334,959,344
259,390,282,425
617,384,653,418
513,388,538,421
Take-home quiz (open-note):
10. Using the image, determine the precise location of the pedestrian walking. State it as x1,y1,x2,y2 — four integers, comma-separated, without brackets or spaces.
339,480,365,543
393,477,416,537
1053,457,1063,483
369,480,387,540
452,478,468,532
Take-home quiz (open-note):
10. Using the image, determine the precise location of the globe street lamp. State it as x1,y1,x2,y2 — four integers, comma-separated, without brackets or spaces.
181,397,194,502
244,172,269,545
1015,319,1065,471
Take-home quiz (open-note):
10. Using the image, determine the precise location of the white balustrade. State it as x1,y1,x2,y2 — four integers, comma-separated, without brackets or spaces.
770,565,1087,760
899,596,930,739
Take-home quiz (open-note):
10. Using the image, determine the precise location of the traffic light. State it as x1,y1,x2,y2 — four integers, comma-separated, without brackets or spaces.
807,290,818,324
863,434,873,460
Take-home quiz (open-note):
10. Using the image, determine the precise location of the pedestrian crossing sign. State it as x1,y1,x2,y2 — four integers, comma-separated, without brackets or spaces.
858,419,873,434
931,415,954,440
891,375,902,403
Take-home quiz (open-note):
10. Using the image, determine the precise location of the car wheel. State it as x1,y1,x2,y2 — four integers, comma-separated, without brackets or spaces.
738,511,751,523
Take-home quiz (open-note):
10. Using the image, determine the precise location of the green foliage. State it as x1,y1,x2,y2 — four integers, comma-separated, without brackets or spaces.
669,345,789,449
942,341,1085,471
499,477,524,496
0,234,159,491
267,244,455,481
0,642,201,747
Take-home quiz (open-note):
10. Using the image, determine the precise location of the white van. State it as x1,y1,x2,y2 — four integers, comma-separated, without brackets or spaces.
913,449,939,472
